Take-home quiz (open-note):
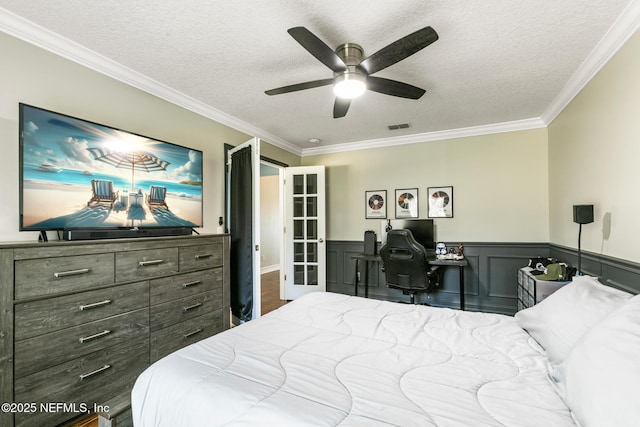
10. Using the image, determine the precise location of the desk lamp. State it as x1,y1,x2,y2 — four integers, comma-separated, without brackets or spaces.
573,204,594,275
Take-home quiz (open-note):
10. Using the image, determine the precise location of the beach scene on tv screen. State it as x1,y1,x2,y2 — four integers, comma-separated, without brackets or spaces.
21,106,203,230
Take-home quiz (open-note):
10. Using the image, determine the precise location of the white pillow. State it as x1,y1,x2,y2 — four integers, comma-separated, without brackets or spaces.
514,275,631,365
562,294,640,427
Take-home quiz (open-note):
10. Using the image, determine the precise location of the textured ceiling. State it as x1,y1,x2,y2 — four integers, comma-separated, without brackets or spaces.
0,1,638,155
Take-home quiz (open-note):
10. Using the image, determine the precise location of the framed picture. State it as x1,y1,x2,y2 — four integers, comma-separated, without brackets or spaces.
427,186,454,218
365,190,387,219
395,188,419,218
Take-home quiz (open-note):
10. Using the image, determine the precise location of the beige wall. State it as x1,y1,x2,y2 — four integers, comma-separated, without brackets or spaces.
549,30,640,263
4,24,639,263
260,141,301,167
0,32,297,241
303,128,549,243
260,174,281,270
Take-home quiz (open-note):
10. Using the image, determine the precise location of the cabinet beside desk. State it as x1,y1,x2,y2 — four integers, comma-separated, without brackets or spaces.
351,253,468,310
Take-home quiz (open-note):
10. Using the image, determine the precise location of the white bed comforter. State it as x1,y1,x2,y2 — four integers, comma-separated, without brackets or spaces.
131,292,575,426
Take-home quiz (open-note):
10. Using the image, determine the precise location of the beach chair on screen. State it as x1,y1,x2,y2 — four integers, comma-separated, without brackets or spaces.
87,179,118,207
146,186,169,210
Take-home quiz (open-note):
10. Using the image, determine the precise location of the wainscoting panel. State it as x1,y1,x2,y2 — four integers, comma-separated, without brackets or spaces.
325,241,640,316
326,241,550,315
326,247,339,287
550,244,640,295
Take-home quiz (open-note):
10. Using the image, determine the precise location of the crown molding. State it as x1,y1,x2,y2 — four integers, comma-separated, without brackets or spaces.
2,4,636,159
541,1,640,125
0,7,302,157
301,117,547,156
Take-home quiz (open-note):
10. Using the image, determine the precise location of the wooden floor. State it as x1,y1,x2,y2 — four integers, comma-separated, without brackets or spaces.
69,413,97,427
261,270,288,315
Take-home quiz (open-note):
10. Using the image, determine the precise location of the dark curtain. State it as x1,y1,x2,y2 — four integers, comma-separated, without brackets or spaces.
230,146,253,322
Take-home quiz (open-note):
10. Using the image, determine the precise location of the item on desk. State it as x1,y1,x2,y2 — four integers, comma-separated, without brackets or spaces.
438,253,464,260
434,245,464,260
364,230,377,255
457,243,464,258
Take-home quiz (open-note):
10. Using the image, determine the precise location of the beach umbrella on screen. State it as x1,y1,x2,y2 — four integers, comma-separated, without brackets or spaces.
87,147,170,191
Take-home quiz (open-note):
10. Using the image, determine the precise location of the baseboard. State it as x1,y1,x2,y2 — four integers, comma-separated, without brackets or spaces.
260,264,279,274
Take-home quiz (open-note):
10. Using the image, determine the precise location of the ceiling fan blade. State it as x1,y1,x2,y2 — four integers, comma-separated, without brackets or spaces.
265,78,334,96
333,98,351,118
288,27,347,73
367,76,426,99
358,26,438,75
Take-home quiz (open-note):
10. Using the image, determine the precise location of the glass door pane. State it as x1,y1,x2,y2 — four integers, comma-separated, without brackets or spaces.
284,166,325,300
292,174,319,289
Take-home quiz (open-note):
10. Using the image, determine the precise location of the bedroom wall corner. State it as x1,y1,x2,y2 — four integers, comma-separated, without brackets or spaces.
548,29,640,263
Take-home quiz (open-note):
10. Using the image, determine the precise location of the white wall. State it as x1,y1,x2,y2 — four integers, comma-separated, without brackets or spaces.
549,29,640,263
0,32,256,241
303,128,549,243
260,174,281,271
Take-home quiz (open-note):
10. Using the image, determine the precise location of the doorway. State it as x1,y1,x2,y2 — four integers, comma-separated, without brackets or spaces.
225,143,326,319
259,161,287,314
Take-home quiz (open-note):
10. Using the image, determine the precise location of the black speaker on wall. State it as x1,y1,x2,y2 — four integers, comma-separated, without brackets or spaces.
573,204,594,224
573,204,594,275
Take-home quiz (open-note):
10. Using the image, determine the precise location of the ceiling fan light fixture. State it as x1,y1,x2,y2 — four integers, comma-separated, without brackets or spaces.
333,73,366,99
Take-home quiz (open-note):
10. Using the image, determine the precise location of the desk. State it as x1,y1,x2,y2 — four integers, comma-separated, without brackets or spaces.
351,253,381,298
428,258,468,311
351,253,469,310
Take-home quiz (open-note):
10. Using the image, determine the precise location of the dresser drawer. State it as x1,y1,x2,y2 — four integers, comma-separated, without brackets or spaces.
115,247,178,282
179,241,223,271
15,281,149,341
150,269,222,306
150,291,221,331
14,338,149,427
15,308,149,378
14,253,115,299
150,310,223,362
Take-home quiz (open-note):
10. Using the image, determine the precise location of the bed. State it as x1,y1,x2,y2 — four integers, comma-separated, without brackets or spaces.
131,276,639,426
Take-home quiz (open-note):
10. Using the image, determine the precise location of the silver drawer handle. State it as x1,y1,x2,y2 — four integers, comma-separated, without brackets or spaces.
79,329,111,343
79,300,112,311
138,259,163,267
53,268,90,278
194,254,212,260
79,364,111,381
182,280,202,288
183,328,203,339
182,302,203,313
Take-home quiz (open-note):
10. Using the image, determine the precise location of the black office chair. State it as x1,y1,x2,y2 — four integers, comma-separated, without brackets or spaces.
380,229,439,304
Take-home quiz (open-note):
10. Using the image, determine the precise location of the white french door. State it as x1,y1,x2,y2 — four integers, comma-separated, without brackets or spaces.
283,166,326,299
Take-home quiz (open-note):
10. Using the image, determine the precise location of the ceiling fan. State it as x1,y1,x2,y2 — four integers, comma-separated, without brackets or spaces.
265,26,438,118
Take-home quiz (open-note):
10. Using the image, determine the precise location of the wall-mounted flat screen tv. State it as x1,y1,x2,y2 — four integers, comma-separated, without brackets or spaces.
19,103,203,231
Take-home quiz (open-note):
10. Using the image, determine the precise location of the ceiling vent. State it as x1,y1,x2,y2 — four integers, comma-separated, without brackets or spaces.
387,123,411,131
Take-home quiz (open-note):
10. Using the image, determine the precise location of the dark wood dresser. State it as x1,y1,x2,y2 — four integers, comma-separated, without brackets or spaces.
0,234,230,427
